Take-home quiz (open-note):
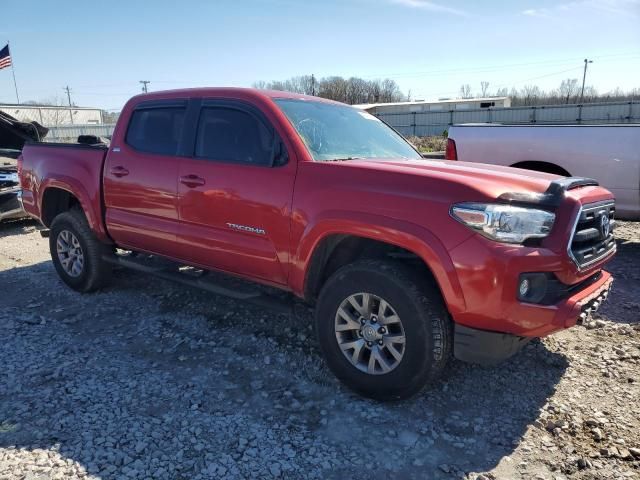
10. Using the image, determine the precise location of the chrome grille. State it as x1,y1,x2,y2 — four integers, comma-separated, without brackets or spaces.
569,201,616,269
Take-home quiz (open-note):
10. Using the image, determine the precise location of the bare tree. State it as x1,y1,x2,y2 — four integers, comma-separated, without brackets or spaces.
255,75,404,104
582,86,598,103
33,96,72,127
102,110,120,124
558,78,579,104
459,84,472,99
252,80,268,90
346,77,370,104
255,74,639,107
520,85,541,106
480,81,490,97
318,76,349,102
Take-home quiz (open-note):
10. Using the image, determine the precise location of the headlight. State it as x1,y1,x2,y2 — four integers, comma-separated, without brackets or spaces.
451,203,555,244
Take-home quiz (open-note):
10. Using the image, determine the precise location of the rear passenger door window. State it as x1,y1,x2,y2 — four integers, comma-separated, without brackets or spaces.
126,107,186,155
195,107,273,166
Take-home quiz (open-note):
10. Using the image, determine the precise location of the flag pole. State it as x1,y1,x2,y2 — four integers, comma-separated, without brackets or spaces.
8,41,20,104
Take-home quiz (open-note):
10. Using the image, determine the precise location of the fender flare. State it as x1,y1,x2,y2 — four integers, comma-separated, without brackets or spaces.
39,176,109,242
290,210,467,315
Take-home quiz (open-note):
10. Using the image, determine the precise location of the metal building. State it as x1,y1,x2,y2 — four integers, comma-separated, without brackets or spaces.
0,104,103,126
369,100,639,137
354,97,511,115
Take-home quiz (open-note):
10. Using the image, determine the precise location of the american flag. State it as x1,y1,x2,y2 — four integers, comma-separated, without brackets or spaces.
0,44,12,70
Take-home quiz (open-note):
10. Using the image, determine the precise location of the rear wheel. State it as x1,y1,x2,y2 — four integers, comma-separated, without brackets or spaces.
49,208,112,292
315,259,451,400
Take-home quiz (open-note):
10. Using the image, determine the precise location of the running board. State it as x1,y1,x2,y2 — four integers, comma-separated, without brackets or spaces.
102,253,293,315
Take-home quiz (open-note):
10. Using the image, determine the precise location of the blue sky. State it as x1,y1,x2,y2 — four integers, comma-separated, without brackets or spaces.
1,0,639,110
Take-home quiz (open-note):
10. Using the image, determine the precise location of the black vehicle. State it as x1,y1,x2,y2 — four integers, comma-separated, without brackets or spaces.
0,151,24,222
0,111,48,222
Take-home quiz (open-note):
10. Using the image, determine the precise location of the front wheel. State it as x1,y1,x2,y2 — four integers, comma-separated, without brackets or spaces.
315,260,452,400
49,208,112,292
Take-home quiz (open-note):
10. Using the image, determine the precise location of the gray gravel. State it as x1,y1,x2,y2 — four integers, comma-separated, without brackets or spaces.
0,219,638,479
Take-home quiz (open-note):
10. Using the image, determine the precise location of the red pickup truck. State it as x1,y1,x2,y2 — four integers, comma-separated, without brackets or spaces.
19,88,615,400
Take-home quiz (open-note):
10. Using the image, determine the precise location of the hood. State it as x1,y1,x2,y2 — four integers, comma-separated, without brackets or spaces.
0,111,49,150
342,158,560,200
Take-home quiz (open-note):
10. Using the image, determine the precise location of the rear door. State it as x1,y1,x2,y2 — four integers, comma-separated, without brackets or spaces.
176,98,295,285
103,99,187,257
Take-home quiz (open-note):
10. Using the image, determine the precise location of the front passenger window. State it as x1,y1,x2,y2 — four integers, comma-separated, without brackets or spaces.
195,107,273,166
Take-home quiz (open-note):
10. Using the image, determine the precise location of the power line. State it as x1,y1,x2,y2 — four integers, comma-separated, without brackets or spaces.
401,54,638,98
14,52,637,99
493,66,585,90
411,66,585,99
355,51,640,80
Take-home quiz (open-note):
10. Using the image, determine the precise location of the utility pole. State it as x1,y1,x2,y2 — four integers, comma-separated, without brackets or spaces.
311,74,315,96
140,80,150,93
580,58,593,104
63,85,74,125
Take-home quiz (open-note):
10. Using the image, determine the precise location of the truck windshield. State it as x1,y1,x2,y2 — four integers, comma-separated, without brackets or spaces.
275,99,421,162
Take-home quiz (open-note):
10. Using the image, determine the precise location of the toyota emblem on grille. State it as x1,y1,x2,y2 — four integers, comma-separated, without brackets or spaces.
600,213,610,238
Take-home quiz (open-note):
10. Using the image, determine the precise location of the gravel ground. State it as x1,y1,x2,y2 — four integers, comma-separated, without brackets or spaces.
0,219,638,480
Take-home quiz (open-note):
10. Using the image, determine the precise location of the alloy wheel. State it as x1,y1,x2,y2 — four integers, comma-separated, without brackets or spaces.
334,292,406,375
56,230,85,277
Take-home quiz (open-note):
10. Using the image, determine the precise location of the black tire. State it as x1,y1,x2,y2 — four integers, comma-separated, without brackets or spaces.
315,259,451,401
49,208,112,292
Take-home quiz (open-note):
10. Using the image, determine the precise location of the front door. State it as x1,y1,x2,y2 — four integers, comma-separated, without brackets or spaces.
176,100,296,285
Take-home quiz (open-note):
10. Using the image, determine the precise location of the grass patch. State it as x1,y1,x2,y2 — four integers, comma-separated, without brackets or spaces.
407,135,447,153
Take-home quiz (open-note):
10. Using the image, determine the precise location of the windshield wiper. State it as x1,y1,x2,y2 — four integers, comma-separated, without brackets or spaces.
325,156,367,162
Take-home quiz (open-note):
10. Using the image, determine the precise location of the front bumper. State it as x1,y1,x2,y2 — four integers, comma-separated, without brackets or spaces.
453,273,613,365
448,232,615,338
565,271,613,326
0,188,27,222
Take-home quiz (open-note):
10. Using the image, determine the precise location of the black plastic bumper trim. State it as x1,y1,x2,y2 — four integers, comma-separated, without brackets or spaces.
453,324,531,366
0,188,26,222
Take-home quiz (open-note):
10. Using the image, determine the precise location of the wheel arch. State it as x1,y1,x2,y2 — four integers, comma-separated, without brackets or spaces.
295,215,467,316
39,179,109,242
510,160,571,177
41,187,81,227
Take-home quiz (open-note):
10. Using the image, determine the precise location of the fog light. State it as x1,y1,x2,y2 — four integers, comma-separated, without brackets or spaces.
517,272,550,303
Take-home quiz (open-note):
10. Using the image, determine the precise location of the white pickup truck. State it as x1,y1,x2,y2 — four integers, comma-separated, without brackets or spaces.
446,124,640,220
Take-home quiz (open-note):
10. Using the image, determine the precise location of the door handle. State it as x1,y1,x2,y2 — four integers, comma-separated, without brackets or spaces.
180,174,206,188
110,166,129,177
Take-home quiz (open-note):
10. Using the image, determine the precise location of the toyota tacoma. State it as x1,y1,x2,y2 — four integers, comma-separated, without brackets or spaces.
19,88,616,400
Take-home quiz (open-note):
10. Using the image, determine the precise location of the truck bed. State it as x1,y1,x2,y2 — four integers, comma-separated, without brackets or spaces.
448,124,640,219
20,142,109,237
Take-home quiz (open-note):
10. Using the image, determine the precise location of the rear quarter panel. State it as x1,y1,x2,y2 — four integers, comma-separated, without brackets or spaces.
449,125,640,219
20,144,109,240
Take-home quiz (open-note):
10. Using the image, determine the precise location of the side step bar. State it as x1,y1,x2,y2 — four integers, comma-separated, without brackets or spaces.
102,253,293,315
